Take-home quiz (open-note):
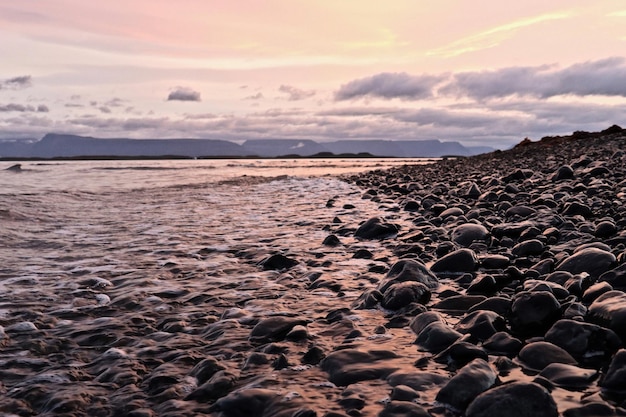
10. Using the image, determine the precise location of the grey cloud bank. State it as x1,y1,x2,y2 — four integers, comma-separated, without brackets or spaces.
0,75,32,90
335,57,626,101
335,72,446,100
0,103,48,112
1,58,624,149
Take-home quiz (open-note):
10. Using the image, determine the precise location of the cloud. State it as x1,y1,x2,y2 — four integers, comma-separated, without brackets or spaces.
167,87,201,102
2,56,626,148
427,12,573,58
334,72,447,101
105,97,126,107
278,85,316,101
244,92,264,100
0,75,32,90
445,57,626,99
335,57,626,102
0,103,48,112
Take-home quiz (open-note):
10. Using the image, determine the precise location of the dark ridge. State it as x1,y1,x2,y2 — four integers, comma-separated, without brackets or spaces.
515,125,625,149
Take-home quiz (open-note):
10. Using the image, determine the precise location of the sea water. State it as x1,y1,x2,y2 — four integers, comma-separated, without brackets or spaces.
0,158,429,194
0,158,437,415
1,158,434,319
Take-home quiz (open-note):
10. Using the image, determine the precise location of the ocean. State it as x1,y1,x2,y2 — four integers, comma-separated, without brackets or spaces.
0,158,435,415
1,157,429,313
0,158,427,194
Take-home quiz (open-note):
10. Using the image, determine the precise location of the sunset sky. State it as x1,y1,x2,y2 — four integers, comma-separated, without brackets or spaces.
1,1,625,148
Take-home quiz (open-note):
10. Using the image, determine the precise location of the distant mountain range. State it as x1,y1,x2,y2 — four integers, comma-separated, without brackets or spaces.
0,133,493,159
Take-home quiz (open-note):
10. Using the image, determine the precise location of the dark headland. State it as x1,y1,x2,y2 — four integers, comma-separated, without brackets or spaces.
0,133,492,159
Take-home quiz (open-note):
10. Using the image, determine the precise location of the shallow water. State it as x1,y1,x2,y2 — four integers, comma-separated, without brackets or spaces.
0,158,428,194
0,159,437,416
2,153,616,416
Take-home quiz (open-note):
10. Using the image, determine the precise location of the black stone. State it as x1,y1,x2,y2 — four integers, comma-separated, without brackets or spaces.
466,382,558,417
355,217,399,240
431,249,478,274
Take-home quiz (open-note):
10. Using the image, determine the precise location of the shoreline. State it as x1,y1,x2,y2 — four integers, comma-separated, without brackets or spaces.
1,125,626,416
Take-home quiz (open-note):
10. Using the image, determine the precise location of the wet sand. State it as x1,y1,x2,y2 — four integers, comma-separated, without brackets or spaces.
1,126,626,416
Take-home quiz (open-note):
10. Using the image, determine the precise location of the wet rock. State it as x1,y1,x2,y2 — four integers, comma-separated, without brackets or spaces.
302,345,325,365
381,281,431,310
492,221,536,239
511,239,544,257
210,388,293,417
517,341,577,372
556,248,616,278
355,217,399,240
529,258,554,275
433,341,488,367
285,324,309,341
544,319,621,360
599,263,626,291
467,274,499,295
431,249,478,274
409,311,444,335
563,402,625,417
562,201,593,218
389,385,420,402
451,224,489,247
465,382,558,417
352,289,384,309
506,205,537,218
435,358,498,412
537,363,597,389
377,259,439,293
186,370,239,402
322,234,342,247
189,356,225,384
454,310,506,341
509,291,561,336
249,316,308,344
439,207,464,219
387,371,448,391
414,321,462,353
551,165,575,181
468,296,511,316
482,332,523,356
523,280,569,300
320,349,399,386
599,349,626,392
595,221,617,238
589,290,626,340
261,254,298,270
432,295,487,312
404,200,421,211
480,254,510,269
378,401,432,417
352,248,374,259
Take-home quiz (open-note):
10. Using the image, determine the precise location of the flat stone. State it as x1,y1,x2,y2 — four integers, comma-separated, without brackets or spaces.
466,382,558,417
556,248,616,278
431,249,478,274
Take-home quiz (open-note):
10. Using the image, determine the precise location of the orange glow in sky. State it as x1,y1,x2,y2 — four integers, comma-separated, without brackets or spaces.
1,0,625,147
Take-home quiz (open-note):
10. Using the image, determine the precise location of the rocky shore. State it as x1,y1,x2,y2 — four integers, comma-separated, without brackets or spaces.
337,125,626,416
1,125,626,417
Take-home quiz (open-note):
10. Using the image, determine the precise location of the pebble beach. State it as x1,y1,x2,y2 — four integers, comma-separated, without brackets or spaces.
2,125,626,417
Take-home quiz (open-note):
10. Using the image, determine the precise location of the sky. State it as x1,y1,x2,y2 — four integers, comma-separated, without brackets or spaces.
1,1,626,149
